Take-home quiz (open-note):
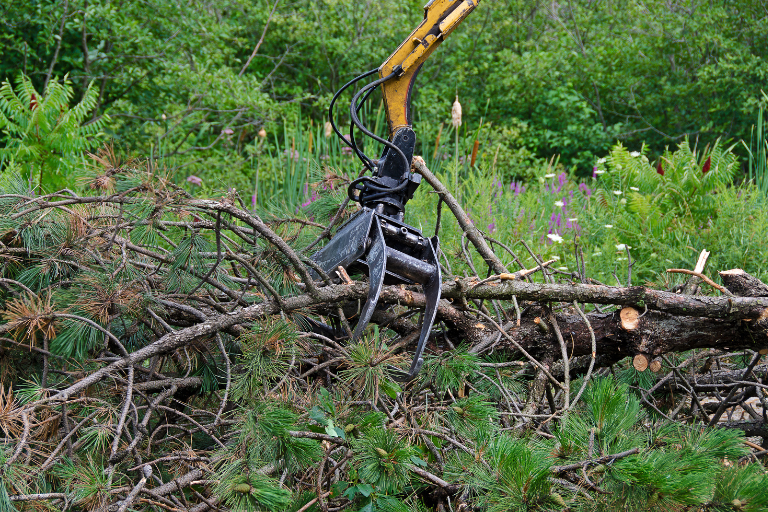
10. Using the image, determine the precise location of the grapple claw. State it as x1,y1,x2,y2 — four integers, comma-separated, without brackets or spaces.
310,208,441,379
352,220,387,340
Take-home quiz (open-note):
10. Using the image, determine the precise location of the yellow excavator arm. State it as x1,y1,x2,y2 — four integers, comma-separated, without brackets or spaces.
309,0,480,381
379,0,479,137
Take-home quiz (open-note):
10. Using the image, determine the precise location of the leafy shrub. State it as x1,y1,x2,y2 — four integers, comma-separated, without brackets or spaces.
0,74,108,192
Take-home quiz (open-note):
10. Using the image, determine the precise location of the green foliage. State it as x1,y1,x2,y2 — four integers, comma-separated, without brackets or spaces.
599,139,738,226
234,320,299,401
52,457,116,510
3,0,765,187
445,396,499,438
214,466,292,512
251,404,322,473
340,336,404,401
352,427,413,494
0,445,20,512
743,92,768,195
554,377,644,460
606,449,715,509
419,345,480,394
710,464,768,512
584,139,768,283
449,434,555,512
0,74,107,191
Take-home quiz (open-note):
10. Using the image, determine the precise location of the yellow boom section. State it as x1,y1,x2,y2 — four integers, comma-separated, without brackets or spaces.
380,0,479,137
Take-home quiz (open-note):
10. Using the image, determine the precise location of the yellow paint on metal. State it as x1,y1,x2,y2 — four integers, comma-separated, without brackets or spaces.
379,0,479,137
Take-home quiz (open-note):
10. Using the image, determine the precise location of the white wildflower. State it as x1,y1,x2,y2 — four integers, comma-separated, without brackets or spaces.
615,244,632,251
551,256,560,260
593,170,606,175
544,173,556,178
547,233,564,243
568,218,578,222
554,200,564,207
630,151,641,157
597,157,607,164
605,224,613,228
630,186,639,191
613,190,622,195
557,266,568,271
593,251,602,256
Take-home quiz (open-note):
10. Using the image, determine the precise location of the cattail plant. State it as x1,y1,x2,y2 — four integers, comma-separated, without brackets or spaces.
452,95,462,190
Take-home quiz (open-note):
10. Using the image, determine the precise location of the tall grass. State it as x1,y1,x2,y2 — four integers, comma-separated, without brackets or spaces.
250,101,492,212
743,93,768,194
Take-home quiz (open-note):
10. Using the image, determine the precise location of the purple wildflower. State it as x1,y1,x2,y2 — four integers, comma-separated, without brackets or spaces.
284,148,301,162
301,190,318,208
510,182,525,196
549,212,562,229
341,134,353,156
187,175,202,186
578,183,592,196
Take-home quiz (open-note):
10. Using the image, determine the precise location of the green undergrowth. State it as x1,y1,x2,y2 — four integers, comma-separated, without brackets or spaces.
209,338,768,512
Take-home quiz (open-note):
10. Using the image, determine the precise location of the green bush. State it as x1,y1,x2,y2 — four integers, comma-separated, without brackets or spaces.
0,74,107,192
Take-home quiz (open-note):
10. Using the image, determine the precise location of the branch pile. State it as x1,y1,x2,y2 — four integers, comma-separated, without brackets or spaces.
0,158,767,511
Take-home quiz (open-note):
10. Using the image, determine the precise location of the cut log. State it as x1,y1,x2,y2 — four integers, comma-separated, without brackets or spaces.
633,354,649,372
649,357,663,373
720,269,768,297
620,307,640,330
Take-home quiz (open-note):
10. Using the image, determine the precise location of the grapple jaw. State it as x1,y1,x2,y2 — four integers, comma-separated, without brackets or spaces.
310,207,441,381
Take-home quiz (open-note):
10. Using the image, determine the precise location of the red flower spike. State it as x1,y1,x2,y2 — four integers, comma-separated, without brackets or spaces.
29,93,37,111
656,161,664,176
702,156,711,174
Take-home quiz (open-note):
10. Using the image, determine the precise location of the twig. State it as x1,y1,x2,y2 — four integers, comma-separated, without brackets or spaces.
9,493,67,502
117,466,153,512
549,310,570,409
239,0,281,76
551,447,640,473
471,260,556,288
666,268,733,296
213,333,231,426
295,491,332,512
570,301,596,407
